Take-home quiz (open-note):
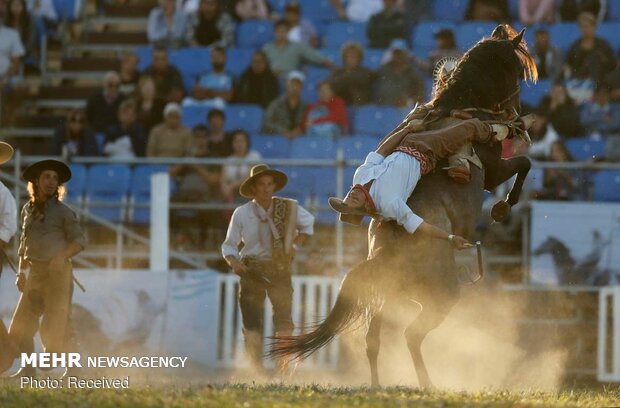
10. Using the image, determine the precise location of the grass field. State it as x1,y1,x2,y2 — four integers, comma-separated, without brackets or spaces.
1,382,620,407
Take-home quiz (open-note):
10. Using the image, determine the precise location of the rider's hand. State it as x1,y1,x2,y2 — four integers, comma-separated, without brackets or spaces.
451,235,473,250
229,258,248,276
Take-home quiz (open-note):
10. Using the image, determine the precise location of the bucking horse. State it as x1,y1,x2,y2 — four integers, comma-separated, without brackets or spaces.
270,24,538,388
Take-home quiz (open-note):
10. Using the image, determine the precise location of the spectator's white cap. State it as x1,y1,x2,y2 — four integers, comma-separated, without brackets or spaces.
287,70,306,84
164,102,181,117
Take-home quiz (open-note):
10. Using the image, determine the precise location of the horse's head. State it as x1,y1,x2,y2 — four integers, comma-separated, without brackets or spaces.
533,236,566,257
431,24,537,120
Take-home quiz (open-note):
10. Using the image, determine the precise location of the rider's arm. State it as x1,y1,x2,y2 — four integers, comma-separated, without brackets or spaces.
376,120,423,157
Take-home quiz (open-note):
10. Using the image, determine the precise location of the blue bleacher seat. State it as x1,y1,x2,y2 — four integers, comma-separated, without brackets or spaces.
291,136,335,159
324,22,368,48
170,48,210,78
278,166,314,203
337,136,377,160
432,0,469,22
565,138,606,161
226,48,254,77
129,165,169,224
181,105,210,128
85,164,131,223
353,105,401,137
315,193,337,225
593,170,620,201
53,0,79,21
520,79,551,108
549,23,581,55
270,0,288,13
609,1,620,21
456,22,496,50
597,22,620,52
224,105,263,134
65,164,87,205
237,20,274,48
299,0,339,23
136,46,153,71
363,48,386,70
251,134,290,158
301,81,319,103
508,0,519,20
411,21,456,49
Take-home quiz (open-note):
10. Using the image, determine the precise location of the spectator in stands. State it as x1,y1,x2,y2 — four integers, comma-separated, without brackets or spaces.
232,0,272,20
558,0,605,22
5,0,36,60
375,39,425,107
142,46,185,103
0,18,25,126
465,0,510,21
104,99,147,158
330,0,385,22
366,0,406,49
86,71,124,133
25,0,57,30
183,45,234,107
262,70,307,139
519,0,555,25
221,130,262,203
234,50,279,108
190,0,234,47
565,12,615,82
50,109,100,156
118,53,140,96
135,75,165,136
534,141,582,200
206,108,231,157
147,102,192,157
580,82,620,138
526,110,560,159
538,83,584,137
606,55,620,103
284,1,318,48
531,28,563,81
428,29,461,73
170,124,222,249
329,41,375,106
262,19,333,77
147,0,192,48
302,81,349,138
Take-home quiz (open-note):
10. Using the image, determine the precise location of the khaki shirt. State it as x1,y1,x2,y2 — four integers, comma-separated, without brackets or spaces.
18,197,86,263
146,123,192,157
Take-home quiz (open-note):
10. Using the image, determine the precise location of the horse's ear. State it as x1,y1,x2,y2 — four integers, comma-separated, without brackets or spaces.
512,28,525,48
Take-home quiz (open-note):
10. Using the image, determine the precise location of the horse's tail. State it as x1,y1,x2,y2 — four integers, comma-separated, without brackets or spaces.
268,255,382,362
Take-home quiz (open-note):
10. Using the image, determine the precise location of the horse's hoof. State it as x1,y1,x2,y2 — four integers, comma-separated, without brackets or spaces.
491,200,511,222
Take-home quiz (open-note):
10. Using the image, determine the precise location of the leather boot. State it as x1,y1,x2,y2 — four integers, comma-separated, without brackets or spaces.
447,144,473,184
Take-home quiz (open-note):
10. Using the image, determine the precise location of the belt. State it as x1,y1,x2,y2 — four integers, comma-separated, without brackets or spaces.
393,146,432,174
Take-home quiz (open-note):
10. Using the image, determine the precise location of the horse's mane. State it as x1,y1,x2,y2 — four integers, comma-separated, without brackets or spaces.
429,24,538,117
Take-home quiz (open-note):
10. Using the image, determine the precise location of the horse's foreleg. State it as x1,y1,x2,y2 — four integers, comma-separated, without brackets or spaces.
366,312,383,388
404,309,447,389
485,156,531,222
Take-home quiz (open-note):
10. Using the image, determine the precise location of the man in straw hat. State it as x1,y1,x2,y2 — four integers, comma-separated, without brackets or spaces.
0,141,18,374
2,159,85,378
222,164,314,373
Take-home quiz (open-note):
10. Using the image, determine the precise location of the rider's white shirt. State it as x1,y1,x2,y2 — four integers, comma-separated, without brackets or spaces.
353,151,424,234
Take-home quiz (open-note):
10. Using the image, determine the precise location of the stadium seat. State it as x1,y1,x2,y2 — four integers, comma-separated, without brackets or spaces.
53,0,80,21
291,136,335,159
321,48,341,65
278,166,314,203
432,0,469,22
549,23,581,55
565,138,606,161
315,193,337,225
337,136,377,160
65,163,87,205
170,48,211,79
85,164,131,223
412,21,456,49
224,105,263,134
363,48,386,70
324,22,368,48
593,170,620,201
609,1,620,21
136,46,153,71
226,48,254,77
270,0,288,13
455,22,496,50
353,105,401,137
236,20,274,48
507,0,519,20
129,165,169,224
299,0,339,23
520,79,551,108
251,134,290,158
181,105,210,128
301,80,319,103
597,22,620,52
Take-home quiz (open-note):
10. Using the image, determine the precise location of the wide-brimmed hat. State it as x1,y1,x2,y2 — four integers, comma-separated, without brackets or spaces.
0,142,14,165
239,164,288,198
328,197,369,226
22,160,72,184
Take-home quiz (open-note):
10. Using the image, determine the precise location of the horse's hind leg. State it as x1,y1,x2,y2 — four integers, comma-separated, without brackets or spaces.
366,311,383,388
404,308,447,388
